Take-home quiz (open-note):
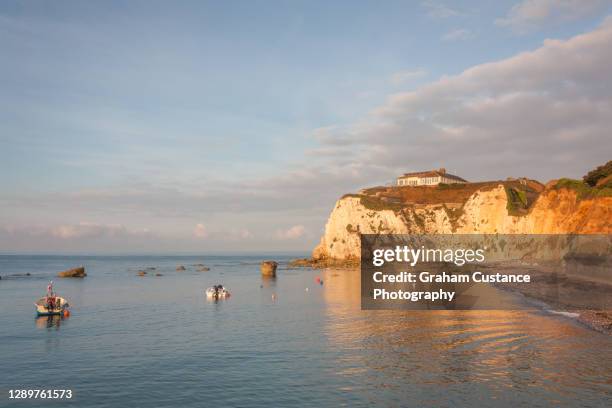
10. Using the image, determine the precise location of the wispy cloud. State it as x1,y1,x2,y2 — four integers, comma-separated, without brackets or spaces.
193,223,209,239
390,69,428,85
442,28,475,41
276,225,307,240
421,1,465,18
496,0,607,32
3,222,152,240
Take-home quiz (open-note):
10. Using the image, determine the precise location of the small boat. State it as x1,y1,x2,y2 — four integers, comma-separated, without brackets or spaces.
35,296,70,316
35,281,70,316
205,285,231,299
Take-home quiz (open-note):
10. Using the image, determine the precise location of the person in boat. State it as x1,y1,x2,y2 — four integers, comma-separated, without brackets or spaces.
46,281,56,311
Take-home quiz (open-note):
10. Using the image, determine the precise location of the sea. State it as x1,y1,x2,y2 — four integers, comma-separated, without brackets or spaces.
0,255,610,407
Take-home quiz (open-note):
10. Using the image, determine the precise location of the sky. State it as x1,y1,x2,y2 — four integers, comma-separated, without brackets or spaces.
1,0,611,254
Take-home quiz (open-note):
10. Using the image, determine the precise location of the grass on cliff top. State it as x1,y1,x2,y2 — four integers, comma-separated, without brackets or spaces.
360,195,405,212
340,193,405,212
360,181,539,205
554,178,612,200
343,180,544,214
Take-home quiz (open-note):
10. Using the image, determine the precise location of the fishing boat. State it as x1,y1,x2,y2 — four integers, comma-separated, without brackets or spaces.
205,285,231,299
35,281,70,316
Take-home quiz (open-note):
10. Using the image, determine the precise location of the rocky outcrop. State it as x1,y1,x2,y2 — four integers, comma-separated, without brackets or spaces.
176,265,186,271
313,183,612,261
260,261,278,277
58,266,87,278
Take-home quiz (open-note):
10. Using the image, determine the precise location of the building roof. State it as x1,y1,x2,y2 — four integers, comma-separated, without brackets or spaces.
398,169,467,182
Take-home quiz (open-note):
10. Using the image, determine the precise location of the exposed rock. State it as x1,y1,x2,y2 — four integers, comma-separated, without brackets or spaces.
137,271,147,276
58,266,87,278
197,266,210,272
176,265,186,271
578,310,612,334
289,257,360,269
287,258,311,267
260,261,278,277
155,273,163,277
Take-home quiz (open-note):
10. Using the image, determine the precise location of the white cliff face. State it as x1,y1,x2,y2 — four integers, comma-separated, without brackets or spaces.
312,197,410,260
313,185,612,260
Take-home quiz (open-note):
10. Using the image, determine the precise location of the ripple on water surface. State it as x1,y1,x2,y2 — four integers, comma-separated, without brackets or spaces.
0,256,610,408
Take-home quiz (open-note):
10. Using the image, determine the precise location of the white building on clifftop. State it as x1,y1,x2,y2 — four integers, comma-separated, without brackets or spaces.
396,168,467,186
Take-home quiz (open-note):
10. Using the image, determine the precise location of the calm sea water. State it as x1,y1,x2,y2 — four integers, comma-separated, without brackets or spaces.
0,255,610,407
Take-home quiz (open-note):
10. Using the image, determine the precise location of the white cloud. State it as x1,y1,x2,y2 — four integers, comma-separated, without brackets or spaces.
390,69,428,85
442,29,475,41
2,222,151,240
314,17,612,183
276,225,306,239
496,0,607,32
230,228,252,239
51,222,128,239
193,223,208,238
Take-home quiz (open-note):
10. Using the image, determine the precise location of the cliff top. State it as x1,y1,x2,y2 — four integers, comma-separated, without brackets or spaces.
344,179,545,216
344,163,612,216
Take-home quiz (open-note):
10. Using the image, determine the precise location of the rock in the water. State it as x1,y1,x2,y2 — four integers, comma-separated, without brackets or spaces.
176,265,186,271
155,273,163,277
288,258,311,268
58,266,87,278
197,266,210,272
260,261,278,277
137,270,147,276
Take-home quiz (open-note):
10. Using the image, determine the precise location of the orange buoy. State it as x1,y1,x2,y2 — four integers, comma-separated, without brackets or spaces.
63,310,70,317
315,276,321,283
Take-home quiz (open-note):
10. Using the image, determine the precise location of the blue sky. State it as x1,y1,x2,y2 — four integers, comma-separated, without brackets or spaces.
1,0,611,253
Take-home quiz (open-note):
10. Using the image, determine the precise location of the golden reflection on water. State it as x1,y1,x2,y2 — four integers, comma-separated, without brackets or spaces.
320,268,612,401
35,315,64,329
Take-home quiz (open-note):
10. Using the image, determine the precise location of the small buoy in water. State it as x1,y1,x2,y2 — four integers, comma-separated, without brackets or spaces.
320,280,324,285
305,287,309,292
63,310,70,317
272,293,277,301
315,276,320,283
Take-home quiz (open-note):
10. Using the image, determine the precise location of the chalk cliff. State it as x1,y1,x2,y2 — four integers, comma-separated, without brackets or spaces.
313,181,612,261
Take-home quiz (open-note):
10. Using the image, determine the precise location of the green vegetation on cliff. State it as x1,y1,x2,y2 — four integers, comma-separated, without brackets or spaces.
505,186,529,215
583,160,612,187
503,181,541,216
554,178,612,200
552,161,612,200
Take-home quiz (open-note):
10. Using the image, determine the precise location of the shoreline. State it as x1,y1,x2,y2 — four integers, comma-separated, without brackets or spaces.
290,257,612,335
